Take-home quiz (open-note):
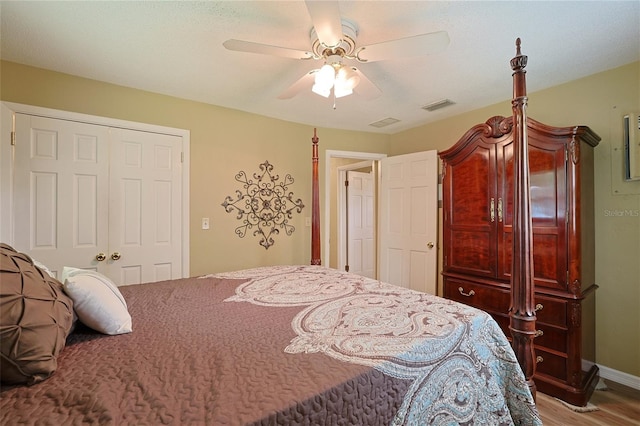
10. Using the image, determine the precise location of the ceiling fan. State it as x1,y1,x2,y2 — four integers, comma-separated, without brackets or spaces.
223,0,449,102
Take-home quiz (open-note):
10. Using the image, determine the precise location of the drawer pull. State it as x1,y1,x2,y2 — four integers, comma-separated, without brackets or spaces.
536,356,544,364
535,303,543,312
535,330,544,338
458,287,475,297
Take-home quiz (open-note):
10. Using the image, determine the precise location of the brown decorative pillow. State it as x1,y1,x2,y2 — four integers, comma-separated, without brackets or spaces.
0,243,75,385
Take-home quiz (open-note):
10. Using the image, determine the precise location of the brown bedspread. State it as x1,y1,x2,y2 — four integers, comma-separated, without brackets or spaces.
1,265,541,425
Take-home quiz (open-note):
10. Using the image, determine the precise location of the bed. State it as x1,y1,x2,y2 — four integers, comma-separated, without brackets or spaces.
1,40,541,425
1,265,540,425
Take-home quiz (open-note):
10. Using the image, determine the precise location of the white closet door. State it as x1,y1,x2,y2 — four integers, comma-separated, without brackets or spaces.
13,114,110,279
12,114,183,285
108,128,182,285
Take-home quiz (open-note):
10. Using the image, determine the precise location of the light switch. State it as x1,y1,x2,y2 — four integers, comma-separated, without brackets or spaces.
202,217,210,230
305,217,311,227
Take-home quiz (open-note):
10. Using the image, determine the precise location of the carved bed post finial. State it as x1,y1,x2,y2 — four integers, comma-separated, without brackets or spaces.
311,128,321,265
508,38,537,400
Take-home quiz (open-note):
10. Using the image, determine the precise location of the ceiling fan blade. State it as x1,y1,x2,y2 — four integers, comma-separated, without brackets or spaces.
356,31,450,62
351,67,381,100
277,70,318,99
305,0,343,48
223,39,313,60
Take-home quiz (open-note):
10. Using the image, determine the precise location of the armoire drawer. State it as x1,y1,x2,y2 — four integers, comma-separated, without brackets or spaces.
534,295,567,328
535,348,567,381
444,278,510,314
533,324,567,354
445,278,568,329
489,312,567,354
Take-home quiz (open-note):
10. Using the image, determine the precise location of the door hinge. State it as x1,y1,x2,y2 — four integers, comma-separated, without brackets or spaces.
11,131,16,146
345,179,349,187
181,152,184,163
345,264,349,272
566,270,570,285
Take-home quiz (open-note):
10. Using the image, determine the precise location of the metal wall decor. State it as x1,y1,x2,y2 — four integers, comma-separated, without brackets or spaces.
221,161,305,249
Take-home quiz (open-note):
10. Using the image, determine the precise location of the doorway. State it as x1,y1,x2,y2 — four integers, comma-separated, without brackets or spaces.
324,149,439,295
324,150,386,276
337,162,375,278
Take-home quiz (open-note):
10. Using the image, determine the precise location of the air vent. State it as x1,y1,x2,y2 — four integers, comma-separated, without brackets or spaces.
369,117,400,128
422,99,455,112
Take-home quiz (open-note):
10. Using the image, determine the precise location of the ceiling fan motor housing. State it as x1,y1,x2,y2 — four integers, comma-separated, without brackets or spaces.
310,19,358,58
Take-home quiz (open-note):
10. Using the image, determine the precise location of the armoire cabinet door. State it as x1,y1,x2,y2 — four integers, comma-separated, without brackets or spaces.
497,136,568,290
443,141,497,278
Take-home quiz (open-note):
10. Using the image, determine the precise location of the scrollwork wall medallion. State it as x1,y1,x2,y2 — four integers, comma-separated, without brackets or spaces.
221,161,305,249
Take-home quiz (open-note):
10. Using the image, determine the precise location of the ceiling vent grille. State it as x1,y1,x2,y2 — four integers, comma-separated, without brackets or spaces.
422,99,455,112
369,117,400,128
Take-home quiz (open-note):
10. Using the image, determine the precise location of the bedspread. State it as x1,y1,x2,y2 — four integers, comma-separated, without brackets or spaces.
1,265,541,425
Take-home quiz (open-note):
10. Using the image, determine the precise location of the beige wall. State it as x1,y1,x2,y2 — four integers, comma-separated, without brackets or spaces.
2,59,638,378
390,61,640,378
0,60,389,277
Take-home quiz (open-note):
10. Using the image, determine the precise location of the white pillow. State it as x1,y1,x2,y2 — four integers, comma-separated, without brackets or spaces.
32,258,55,278
62,267,132,335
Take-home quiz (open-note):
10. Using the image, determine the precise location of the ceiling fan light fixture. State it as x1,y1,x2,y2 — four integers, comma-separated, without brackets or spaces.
315,64,336,88
336,66,360,90
312,83,331,98
333,85,353,98
311,61,361,99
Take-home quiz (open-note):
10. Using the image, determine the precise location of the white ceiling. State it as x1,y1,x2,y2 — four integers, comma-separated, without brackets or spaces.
1,1,639,134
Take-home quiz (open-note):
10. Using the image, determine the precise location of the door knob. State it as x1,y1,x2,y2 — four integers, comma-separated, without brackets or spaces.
95,253,106,262
427,241,435,249
111,252,121,261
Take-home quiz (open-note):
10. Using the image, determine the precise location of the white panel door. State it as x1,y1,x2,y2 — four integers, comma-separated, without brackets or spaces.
379,150,438,294
109,128,182,285
13,114,110,279
346,170,375,278
12,114,183,285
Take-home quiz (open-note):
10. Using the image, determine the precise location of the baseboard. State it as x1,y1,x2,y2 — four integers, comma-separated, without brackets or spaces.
597,364,640,391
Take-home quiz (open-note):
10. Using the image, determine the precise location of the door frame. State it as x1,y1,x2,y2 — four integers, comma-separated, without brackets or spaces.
0,101,191,278
324,150,386,273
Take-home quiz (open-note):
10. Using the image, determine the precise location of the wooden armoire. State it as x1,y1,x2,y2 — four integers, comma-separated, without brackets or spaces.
440,115,600,406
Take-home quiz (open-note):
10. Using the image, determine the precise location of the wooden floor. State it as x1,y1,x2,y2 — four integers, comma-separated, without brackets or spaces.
536,380,640,425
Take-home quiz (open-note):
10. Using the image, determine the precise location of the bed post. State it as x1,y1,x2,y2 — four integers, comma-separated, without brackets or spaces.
509,38,537,399
311,128,321,265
